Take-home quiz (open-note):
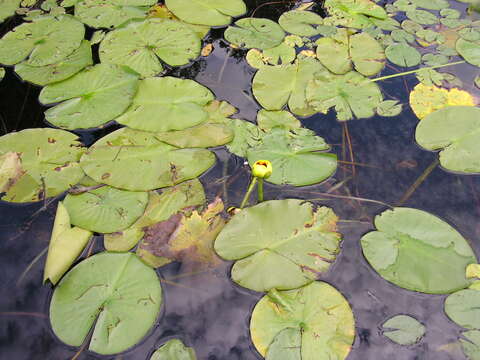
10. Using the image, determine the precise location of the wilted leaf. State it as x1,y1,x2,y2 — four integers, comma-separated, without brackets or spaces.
165,0,246,26
150,339,197,360
225,18,285,50
382,315,426,345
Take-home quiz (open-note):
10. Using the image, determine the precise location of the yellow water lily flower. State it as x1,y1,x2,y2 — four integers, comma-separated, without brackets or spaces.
252,160,273,179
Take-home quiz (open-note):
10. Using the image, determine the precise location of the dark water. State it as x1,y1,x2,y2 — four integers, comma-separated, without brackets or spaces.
1,1,480,359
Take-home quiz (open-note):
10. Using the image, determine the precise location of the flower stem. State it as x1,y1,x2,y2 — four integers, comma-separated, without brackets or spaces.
258,178,264,202
240,177,257,209
370,60,465,82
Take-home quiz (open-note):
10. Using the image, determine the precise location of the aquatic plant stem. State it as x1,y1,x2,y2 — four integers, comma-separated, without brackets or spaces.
258,178,264,202
371,61,465,82
397,158,439,206
240,177,258,209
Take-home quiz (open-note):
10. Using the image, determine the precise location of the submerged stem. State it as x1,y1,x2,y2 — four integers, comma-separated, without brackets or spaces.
397,158,439,206
240,177,258,209
371,60,466,82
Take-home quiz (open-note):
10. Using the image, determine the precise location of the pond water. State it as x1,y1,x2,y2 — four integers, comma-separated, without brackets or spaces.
1,0,480,359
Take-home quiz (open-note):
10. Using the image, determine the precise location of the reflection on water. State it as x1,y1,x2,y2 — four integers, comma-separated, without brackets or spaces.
1,0,480,359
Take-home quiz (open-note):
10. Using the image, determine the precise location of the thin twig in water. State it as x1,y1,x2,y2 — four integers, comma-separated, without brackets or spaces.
397,158,439,206
16,246,48,287
343,122,356,178
0,311,47,319
217,47,232,84
160,278,207,293
70,337,88,360
308,193,393,209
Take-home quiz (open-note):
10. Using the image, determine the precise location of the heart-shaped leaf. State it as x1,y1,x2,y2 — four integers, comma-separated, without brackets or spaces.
165,0,246,26
225,18,285,50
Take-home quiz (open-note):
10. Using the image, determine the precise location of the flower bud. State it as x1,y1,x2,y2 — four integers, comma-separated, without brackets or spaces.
252,160,273,179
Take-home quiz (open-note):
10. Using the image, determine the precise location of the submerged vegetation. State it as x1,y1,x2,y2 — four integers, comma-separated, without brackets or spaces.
2,0,480,359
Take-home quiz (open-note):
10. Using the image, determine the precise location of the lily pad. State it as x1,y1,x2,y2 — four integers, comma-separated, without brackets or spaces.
0,15,84,66
43,202,92,285
15,40,93,86
80,128,216,191
50,252,162,355
74,0,156,29
406,9,438,25
247,128,337,186
165,0,246,26
224,18,285,50
361,207,477,294
278,10,324,36
99,18,201,78
385,43,421,67
0,129,85,203
456,38,480,66
0,0,21,23
415,106,480,173
412,0,449,10
156,123,233,148
461,330,480,360
265,328,301,360
382,315,426,345
306,71,383,121
256,109,301,131
324,0,388,29
225,119,263,158
150,339,197,360
39,64,139,130
445,288,480,329
116,77,214,133
250,282,355,358
214,199,341,292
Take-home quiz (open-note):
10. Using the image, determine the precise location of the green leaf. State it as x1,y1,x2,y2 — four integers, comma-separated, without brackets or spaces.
349,32,385,76
445,288,480,329
0,129,85,203
382,315,426,345
39,64,139,130
415,106,480,173
456,38,480,66
265,328,301,360
116,77,214,132
247,128,337,186
0,15,84,66
250,282,354,358
99,18,201,78
225,119,263,157
80,128,216,191
50,252,162,355
165,0,246,26
43,202,92,284
411,0,449,10
214,199,341,291
385,42,421,67
406,9,438,25
0,0,21,23
15,40,93,86
155,123,233,148
278,10,324,36
74,0,156,29
324,0,388,29
306,71,383,121
224,18,285,50
150,339,197,360
256,109,301,131
315,30,351,75
460,330,480,360
361,207,477,294
376,100,403,116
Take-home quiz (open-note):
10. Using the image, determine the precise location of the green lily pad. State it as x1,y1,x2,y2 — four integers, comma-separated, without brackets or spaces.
74,0,156,29
315,31,351,75
50,252,162,355
456,38,480,66
461,330,480,360
80,128,216,191
256,109,301,131
412,0,449,10
225,119,263,157
278,10,324,36
385,43,421,67
43,201,92,285
250,282,355,358
415,106,480,173
150,339,197,360
265,328,301,360
406,9,438,25
14,40,93,86
377,100,403,116
99,18,201,78
382,315,426,345
224,18,285,50
214,199,341,292
156,123,233,148
324,0,388,29
247,128,337,186
445,288,480,329
0,129,85,203
116,77,214,132
63,182,148,234
39,64,138,130
306,71,383,121
0,0,21,23
0,15,84,66
252,56,327,116
361,207,477,294
165,0,246,26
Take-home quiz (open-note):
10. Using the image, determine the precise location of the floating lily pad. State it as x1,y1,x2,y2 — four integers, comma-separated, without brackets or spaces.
306,71,383,121
99,18,201,78
460,330,480,360
226,119,263,157
416,106,480,173
456,38,480,66
15,40,93,86
256,109,301,131
50,252,162,355
150,339,197,360
412,0,449,10
278,10,324,36
315,31,351,75
0,0,21,23
165,0,246,26
0,129,85,203
224,18,285,50
385,43,421,67
324,0,388,29
214,199,341,292
156,123,233,148
247,128,337,186
43,202,92,285
116,77,214,132
361,207,477,294
376,100,403,116
445,288,480,329
406,9,438,25
0,15,84,66
252,56,327,116
80,128,216,191
74,0,156,29
382,315,426,345
39,64,139,130
250,282,354,358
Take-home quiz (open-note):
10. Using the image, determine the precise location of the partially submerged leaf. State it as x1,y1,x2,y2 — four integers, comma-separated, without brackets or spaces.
214,199,341,292
150,339,197,360
250,282,354,358
165,0,246,26
361,207,477,294
382,315,426,345
50,252,162,355
445,288,480,329
225,18,285,50
43,202,92,285
0,129,85,203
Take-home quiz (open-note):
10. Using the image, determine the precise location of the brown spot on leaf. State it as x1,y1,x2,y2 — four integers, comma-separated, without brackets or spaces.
47,138,56,143
101,173,110,179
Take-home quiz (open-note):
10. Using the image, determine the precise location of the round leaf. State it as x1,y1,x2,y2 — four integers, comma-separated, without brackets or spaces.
50,252,162,355
385,43,421,67
445,288,480,329
165,0,246,26
250,282,355,358
266,328,301,360
214,199,342,292
460,330,480,360
382,315,426,345
278,10,324,36
150,339,197,360
456,38,480,66
349,32,385,76
361,207,477,294
406,9,439,25
224,18,285,50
